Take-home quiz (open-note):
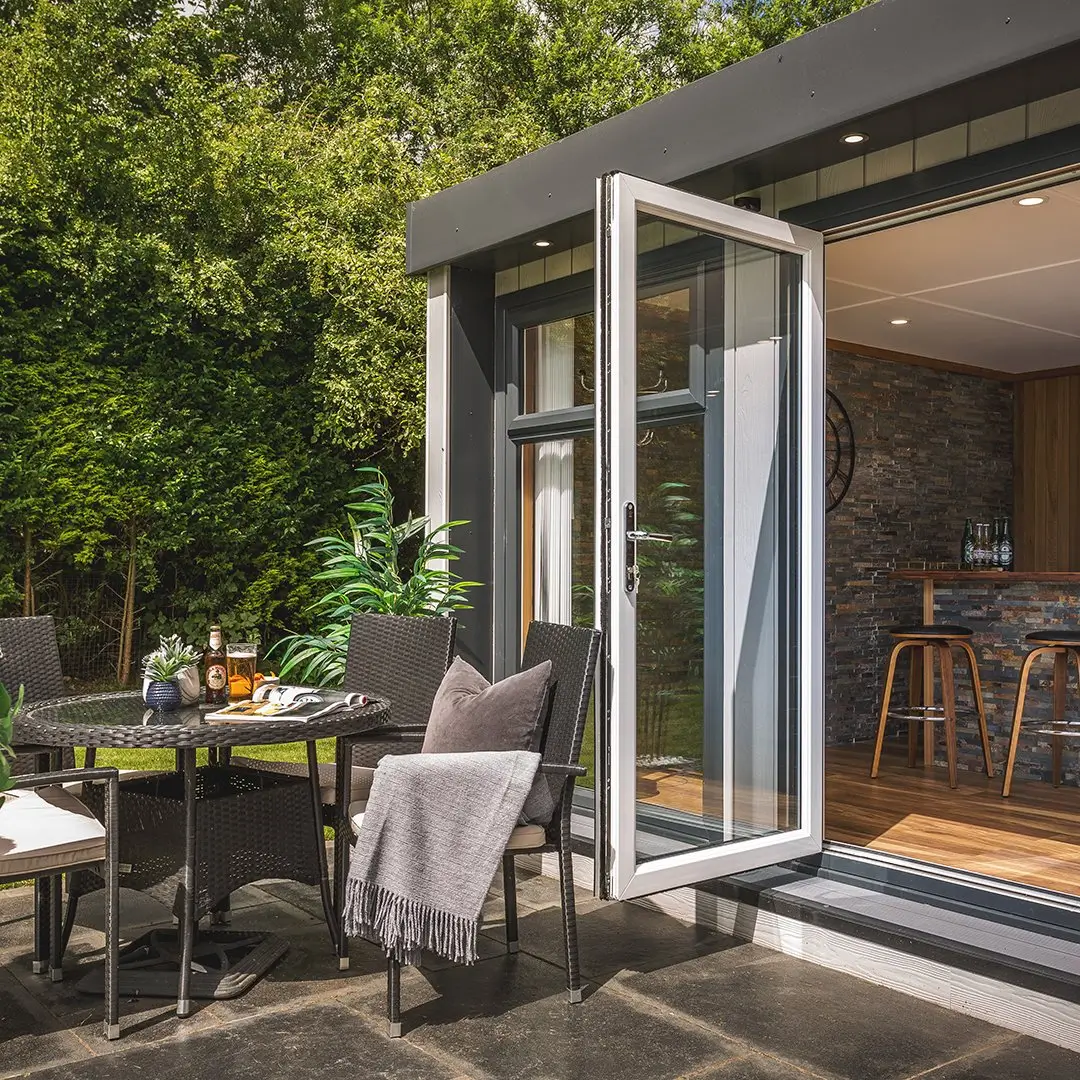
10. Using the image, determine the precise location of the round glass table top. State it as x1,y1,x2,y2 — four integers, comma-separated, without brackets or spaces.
17,690,391,749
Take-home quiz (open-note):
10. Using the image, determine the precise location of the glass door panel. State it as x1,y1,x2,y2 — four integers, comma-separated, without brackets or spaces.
597,173,824,900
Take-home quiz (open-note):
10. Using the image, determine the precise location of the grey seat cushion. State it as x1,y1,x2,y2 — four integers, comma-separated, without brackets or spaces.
421,657,553,754
228,757,377,805
348,801,546,852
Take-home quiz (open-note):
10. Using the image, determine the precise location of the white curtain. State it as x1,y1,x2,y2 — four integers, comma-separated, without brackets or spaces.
533,319,575,625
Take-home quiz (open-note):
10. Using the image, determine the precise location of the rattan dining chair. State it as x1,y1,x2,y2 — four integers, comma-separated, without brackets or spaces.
0,767,121,1039
352,620,601,1038
0,616,72,776
233,612,457,806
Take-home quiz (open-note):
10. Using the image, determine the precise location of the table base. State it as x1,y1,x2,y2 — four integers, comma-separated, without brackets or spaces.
75,928,289,1001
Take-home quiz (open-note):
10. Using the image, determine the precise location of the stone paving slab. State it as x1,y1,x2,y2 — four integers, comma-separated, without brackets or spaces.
3,870,1080,1080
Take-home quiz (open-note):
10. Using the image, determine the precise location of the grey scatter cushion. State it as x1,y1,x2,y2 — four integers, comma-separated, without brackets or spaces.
422,657,553,754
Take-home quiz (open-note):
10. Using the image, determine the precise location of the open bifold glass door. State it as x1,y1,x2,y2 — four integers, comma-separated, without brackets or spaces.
595,173,824,901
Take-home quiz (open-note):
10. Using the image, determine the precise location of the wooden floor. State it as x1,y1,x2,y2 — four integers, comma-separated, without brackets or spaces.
827,743,1080,897
636,749,1080,897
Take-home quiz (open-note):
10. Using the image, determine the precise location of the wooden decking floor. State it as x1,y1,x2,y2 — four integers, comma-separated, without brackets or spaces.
826,743,1080,898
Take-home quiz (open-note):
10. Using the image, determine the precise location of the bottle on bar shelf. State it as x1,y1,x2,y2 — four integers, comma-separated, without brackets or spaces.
1000,516,1014,571
961,518,974,570
204,624,228,706
992,518,1002,567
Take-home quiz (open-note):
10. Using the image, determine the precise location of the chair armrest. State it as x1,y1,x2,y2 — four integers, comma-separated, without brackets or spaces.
538,763,587,777
10,767,119,790
349,727,426,744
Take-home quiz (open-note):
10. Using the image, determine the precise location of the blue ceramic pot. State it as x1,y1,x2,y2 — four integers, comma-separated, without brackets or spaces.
145,679,182,712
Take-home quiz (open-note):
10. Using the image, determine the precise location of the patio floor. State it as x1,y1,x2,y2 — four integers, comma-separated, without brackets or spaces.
3,868,1079,1080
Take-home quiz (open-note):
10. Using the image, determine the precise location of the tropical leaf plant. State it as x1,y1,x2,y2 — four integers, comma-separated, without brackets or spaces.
270,468,479,687
0,682,24,796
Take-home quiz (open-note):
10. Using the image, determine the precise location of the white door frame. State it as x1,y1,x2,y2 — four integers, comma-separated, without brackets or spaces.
596,172,825,900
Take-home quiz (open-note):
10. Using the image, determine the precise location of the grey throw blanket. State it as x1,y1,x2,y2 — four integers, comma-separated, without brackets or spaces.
344,750,541,966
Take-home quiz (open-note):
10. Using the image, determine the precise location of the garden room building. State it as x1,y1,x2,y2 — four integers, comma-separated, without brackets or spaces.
409,0,1080,1050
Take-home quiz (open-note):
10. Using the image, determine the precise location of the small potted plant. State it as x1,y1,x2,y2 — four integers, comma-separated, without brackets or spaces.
0,681,21,809
141,635,202,712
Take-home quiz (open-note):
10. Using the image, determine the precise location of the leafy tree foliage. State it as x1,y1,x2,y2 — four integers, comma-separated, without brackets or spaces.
0,0,872,676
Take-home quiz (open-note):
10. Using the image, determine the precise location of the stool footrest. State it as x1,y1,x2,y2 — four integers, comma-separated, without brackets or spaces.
887,706,980,723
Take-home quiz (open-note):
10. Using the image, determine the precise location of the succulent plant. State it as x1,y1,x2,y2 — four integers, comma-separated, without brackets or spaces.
142,635,202,683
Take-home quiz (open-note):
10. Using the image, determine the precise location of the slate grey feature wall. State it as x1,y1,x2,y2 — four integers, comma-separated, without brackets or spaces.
825,349,1015,764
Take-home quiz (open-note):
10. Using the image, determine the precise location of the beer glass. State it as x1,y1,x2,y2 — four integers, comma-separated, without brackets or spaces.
227,643,258,701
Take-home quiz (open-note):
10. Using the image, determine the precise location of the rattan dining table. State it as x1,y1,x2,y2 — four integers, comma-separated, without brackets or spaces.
16,690,390,1015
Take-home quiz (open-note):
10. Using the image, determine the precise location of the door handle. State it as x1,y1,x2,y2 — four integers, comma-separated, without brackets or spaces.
624,504,674,592
626,529,674,544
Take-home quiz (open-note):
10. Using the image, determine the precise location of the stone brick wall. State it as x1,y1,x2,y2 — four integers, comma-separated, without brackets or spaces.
825,349,1015,758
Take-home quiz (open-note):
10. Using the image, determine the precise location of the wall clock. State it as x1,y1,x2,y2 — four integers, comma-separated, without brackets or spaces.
826,389,855,513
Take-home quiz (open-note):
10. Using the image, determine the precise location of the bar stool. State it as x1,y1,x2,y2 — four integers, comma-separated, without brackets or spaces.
870,624,993,789
1001,630,1080,797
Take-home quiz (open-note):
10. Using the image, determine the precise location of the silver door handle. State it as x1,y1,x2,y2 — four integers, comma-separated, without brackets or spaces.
626,529,674,544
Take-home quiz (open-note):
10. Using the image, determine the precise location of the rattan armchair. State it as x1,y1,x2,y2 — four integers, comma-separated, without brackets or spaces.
359,620,601,1037
0,767,121,1039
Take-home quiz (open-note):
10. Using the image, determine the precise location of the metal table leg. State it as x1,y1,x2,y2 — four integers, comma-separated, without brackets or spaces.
306,741,339,953
177,748,197,1017
334,734,354,971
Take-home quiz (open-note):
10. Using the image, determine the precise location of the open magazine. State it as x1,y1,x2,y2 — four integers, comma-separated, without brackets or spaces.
205,683,368,723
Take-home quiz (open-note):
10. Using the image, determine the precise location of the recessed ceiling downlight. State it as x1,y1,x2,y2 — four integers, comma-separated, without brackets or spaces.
890,318,909,326
841,132,869,145
533,239,552,248
1017,195,1046,207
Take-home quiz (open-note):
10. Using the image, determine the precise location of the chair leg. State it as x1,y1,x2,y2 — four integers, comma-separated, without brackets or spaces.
1053,650,1067,788
103,774,120,1040
958,641,993,778
907,648,921,766
49,874,63,981
33,877,50,975
502,853,519,954
556,804,583,1004
387,957,402,1038
938,644,958,790
1002,648,1048,797
871,641,909,779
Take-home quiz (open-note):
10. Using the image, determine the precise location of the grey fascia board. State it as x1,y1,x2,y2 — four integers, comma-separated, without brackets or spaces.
407,0,1080,274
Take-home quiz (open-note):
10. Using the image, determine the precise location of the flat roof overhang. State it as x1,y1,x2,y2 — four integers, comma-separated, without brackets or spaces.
406,0,1080,275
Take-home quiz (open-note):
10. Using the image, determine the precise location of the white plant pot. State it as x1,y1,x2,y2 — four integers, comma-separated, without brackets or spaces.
143,665,201,706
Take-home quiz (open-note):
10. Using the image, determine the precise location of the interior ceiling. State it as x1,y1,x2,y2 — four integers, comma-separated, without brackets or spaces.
826,178,1080,375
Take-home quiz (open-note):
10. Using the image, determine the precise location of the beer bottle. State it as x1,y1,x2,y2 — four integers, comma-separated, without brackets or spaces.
1000,516,1014,571
991,518,1002,567
961,519,974,570
204,625,228,705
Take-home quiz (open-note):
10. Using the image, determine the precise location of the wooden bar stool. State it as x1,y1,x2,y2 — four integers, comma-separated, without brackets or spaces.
1001,630,1080,797
870,624,993,789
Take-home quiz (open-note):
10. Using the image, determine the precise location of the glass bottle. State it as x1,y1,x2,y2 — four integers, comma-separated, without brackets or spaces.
991,518,1002,567
974,523,990,568
1000,516,1014,571
203,625,228,706
961,518,974,570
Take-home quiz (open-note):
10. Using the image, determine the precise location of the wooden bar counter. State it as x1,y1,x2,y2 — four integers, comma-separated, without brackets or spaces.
887,570,1080,766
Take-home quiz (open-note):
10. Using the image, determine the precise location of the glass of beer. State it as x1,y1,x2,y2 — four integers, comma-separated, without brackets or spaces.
226,643,258,701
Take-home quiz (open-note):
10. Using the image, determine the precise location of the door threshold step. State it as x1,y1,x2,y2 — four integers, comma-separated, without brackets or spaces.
703,865,1080,1003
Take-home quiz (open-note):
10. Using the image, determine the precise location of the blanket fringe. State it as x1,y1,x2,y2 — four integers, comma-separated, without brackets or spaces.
344,877,479,967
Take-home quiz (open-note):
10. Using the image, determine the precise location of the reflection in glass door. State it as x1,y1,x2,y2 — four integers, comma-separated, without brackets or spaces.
598,173,825,900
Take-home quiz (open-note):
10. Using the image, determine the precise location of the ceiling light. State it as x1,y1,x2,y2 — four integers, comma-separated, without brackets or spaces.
1017,195,1046,207
533,239,552,248
890,318,909,326
841,132,869,145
